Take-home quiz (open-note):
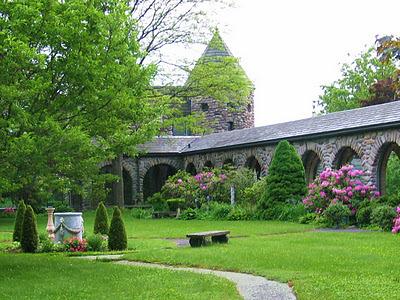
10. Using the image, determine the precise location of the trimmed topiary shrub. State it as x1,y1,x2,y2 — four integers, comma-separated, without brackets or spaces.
371,205,396,231
324,203,351,228
258,140,307,218
108,207,127,250
20,205,39,253
13,200,26,242
94,202,109,235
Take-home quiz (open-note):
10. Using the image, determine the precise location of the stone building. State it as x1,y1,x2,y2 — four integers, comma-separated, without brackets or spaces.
171,29,254,135
105,101,400,207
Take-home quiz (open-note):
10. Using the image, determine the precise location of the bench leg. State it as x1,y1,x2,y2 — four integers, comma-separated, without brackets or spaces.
189,237,205,247
211,235,228,244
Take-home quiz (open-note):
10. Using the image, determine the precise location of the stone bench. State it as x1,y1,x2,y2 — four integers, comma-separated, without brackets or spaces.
186,230,230,247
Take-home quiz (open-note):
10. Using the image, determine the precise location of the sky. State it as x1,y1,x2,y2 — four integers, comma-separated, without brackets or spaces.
200,0,400,126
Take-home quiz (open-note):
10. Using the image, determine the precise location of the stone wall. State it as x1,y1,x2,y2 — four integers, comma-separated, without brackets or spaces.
190,92,254,133
130,128,400,204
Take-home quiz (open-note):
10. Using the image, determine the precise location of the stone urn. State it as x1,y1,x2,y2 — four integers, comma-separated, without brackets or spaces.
54,212,84,243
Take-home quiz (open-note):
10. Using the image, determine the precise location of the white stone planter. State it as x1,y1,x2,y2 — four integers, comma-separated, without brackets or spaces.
54,212,84,242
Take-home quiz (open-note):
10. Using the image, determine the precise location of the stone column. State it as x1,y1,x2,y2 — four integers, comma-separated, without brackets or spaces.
46,207,55,240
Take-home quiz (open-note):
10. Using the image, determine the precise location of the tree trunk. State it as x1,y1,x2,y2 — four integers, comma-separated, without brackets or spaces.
112,155,124,207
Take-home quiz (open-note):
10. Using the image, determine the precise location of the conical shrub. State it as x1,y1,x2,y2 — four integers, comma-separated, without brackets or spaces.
258,140,307,217
108,207,127,251
13,200,26,242
20,205,39,253
94,202,109,235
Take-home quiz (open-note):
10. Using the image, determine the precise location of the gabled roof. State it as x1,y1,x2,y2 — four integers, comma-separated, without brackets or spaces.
139,101,400,155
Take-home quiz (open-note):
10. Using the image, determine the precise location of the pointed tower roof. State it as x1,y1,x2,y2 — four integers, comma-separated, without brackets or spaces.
201,28,233,58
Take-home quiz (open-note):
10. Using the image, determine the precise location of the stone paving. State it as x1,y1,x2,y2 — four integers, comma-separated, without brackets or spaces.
78,255,296,300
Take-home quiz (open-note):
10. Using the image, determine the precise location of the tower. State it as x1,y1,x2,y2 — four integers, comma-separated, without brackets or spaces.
187,29,254,134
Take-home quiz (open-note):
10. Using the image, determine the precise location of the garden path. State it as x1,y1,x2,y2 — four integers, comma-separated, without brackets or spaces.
79,255,296,300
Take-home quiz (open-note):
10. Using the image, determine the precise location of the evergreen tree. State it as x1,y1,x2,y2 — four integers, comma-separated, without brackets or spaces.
13,200,26,242
108,207,127,251
93,202,109,235
20,205,39,253
258,140,307,217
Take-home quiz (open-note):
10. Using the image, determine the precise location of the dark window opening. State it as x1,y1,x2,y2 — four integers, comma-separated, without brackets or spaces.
228,122,234,131
201,103,209,112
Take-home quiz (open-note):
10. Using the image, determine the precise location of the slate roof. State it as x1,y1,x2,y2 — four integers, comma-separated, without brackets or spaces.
140,101,400,155
201,29,233,58
139,136,198,154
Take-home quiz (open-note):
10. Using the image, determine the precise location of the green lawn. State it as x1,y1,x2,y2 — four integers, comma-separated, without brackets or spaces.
0,254,240,299
1,212,400,299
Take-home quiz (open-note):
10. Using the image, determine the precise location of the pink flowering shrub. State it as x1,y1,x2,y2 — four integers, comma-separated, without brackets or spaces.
303,165,379,215
392,207,400,234
64,237,87,252
161,169,230,207
159,167,256,209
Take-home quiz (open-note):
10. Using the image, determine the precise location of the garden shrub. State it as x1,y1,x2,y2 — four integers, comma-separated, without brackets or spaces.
392,206,400,233
108,207,127,250
64,237,87,252
243,179,267,206
371,205,396,231
130,208,153,219
356,206,373,227
87,234,107,252
166,198,186,211
377,195,400,207
178,208,198,220
324,204,351,228
208,202,232,220
258,140,306,218
299,213,317,224
13,200,26,242
20,205,39,253
147,192,168,211
51,200,74,212
227,206,249,220
277,203,307,222
38,233,55,253
303,165,379,220
93,202,109,235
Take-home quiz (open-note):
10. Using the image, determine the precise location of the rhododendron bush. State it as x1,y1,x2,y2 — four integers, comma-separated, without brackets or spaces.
159,167,256,207
303,165,379,215
393,207,400,234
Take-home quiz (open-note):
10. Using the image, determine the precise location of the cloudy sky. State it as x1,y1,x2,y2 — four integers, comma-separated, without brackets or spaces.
202,0,400,126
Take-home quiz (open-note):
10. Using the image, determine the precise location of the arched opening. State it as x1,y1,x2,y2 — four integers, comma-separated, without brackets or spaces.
204,160,214,169
334,147,362,170
245,156,261,179
223,158,234,166
186,163,197,176
302,150,323,184
123,169,133,206
143,164,177,201
376,142,400,196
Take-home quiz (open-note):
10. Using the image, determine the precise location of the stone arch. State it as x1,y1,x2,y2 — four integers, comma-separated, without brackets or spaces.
186,162,197,175
333,146,363,170
302,150,323,184
143,163,177,201
139,157,181,179
245,155,261,179
371,136,400,194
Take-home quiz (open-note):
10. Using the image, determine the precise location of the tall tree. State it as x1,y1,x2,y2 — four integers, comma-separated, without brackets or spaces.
0,0,165,207
318,47,397,114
